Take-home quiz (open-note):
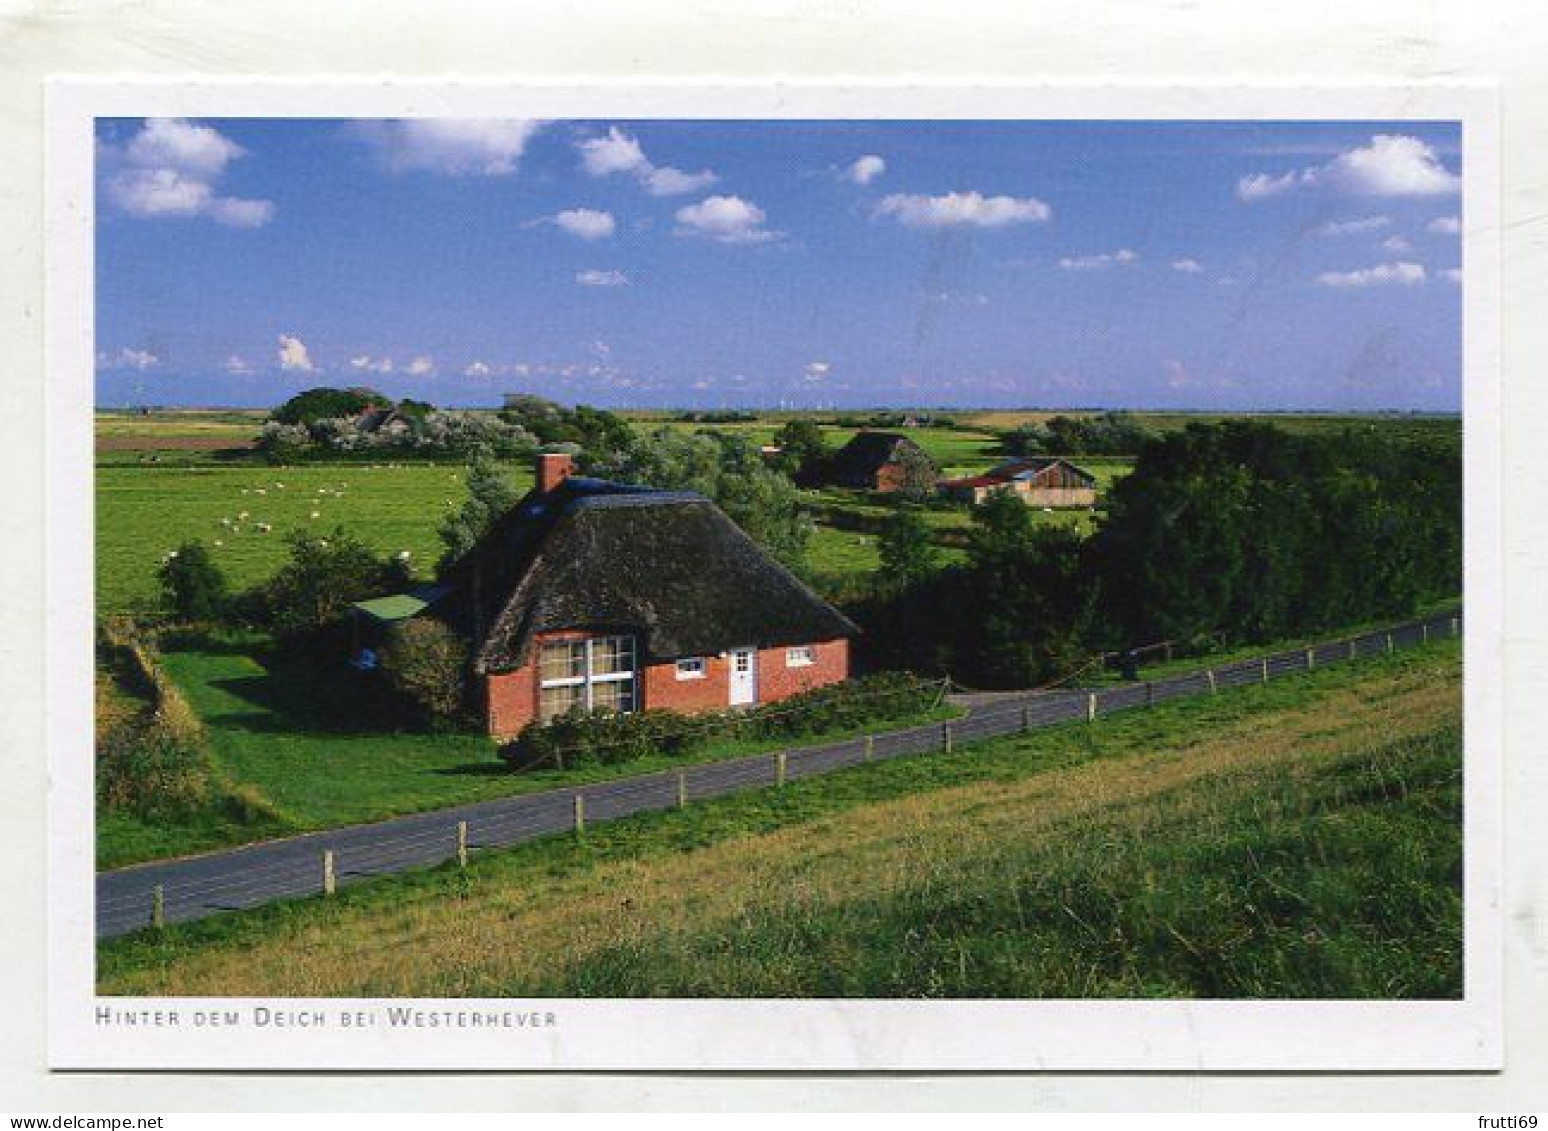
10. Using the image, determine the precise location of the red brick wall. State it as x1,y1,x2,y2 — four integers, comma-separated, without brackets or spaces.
756,638,850,702
486,663,538,740
485,635,851,740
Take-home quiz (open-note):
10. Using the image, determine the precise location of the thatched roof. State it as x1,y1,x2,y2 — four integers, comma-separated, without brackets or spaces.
440,477,857,673
828,431,933,485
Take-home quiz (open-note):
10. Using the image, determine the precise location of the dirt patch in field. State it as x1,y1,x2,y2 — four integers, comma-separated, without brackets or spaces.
96,435,255,452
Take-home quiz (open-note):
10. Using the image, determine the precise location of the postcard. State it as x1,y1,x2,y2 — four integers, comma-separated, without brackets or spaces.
47,80,1501,1071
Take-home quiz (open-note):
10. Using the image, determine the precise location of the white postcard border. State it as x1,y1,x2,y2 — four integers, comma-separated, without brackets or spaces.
47,79,1502,1072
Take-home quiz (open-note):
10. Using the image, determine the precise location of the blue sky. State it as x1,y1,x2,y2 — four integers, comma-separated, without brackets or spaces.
95,118,1463,411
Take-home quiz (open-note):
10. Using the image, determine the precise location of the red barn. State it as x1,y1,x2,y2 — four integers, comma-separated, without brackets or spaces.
440,453,857,741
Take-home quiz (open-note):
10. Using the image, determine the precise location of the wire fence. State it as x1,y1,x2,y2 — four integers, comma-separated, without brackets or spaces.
95,608,1462,939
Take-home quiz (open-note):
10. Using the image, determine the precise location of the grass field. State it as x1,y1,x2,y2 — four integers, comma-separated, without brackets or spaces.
96,631,957,868
98,639,1462,999
96,461,535,614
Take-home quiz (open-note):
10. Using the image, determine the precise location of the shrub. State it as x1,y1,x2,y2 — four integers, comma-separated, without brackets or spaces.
156,540,228,623
379,618,470,725
255,422,312,464
508,672,943,769
258,528,398,646
97,718,211,816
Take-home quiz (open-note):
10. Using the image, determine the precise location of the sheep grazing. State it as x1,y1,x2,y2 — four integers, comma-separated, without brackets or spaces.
255,522,272,534
254,488,267,496
309,510,321,519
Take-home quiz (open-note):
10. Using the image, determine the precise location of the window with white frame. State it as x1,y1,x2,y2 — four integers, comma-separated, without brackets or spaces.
675,657,706,680
538,635,637,722
786,645,816,668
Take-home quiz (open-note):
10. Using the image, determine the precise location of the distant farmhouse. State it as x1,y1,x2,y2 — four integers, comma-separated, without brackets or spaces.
939,457,1099,508
398,453,857,741
828,431,938,494
354,405,416,438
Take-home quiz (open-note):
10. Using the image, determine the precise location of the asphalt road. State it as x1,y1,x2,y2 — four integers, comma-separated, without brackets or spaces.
96,611,1460,939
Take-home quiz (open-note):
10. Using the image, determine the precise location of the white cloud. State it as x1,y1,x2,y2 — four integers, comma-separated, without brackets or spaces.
349,355,394,374
353,119,544,176
223,355,251,374
1382,234,1412,253
1314,215,1391,236
124,118,243,177
1170,258,1203,273
205,196,276,228
1164,359,1191,388
1238,134,1459,201
1236,171,1303,201
643,166,718,196
1428,214,1461,236
277,334,315,372
1060,248,1139,271
1316,261,1428,288
876,190,1051,229
99,347,161,371
803,361,831,377
464,360,492,377
407,356,435,376
575,269,629,287
551,208,616,240
577,127,717,196
102,118,274,227
844,155,887,185
674,195,777,243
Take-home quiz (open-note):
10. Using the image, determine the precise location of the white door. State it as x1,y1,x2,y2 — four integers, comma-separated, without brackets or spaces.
728,647,758,707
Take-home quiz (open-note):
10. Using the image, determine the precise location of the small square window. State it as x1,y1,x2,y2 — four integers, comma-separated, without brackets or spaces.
786,646,816,668
675,657,706,680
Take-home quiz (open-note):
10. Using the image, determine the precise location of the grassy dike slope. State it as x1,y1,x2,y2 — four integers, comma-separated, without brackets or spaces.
100,640,1462,999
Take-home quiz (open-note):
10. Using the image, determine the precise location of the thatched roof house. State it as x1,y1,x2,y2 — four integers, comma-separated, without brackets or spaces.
439,454,857,739
827,431,937,493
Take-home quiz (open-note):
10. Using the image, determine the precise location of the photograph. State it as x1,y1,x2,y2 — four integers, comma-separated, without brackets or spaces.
47,90,1498,1071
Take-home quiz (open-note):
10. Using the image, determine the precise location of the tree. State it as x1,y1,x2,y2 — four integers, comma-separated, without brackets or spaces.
876,508,939,591
270,386,386,426
591,427,812,569
892,442,940,501
259,528,396,645
157,540,228,622
438,450,522,571
771,420,829,483
380,618,469,725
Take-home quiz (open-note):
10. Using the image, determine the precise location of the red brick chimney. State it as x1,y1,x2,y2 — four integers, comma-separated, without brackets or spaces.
536,452,576,493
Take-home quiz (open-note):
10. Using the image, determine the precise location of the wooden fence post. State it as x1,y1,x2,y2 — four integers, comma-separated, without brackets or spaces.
1087,692,1097,723
457,821,468,869
863,734,874,763
323,849,336,896
1022,704,1032,732
1386,632,1395,655
1145,682,1154,708
1206,669,1218,694
942,722,953,753
1305,647,1316,670
1451,616,1460,637
573,793,586,836
1163,643,1174,664
1261,656,1269,684
776,751,788,787
677,770,688,809
1348,639,1357,661
1422,622,1430,644
152,884,165,929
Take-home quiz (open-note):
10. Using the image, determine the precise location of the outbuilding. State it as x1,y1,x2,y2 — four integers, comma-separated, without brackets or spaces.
939,457,1099,507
